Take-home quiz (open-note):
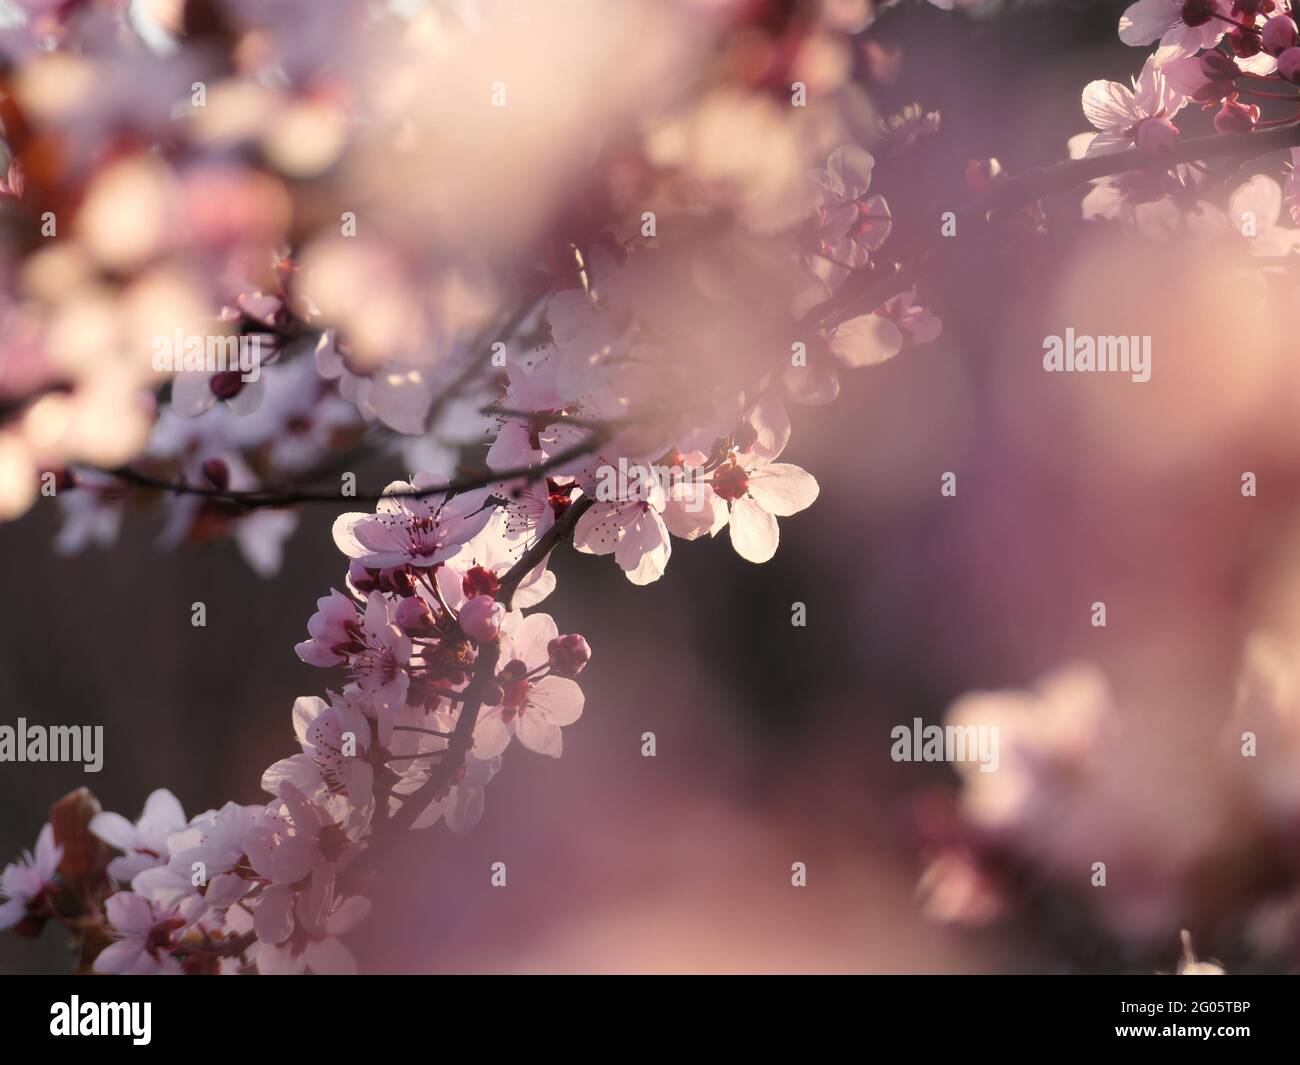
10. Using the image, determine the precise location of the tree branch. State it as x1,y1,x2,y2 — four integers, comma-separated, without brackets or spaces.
91,427,611,511
375,495,594,841
805,120,1300,333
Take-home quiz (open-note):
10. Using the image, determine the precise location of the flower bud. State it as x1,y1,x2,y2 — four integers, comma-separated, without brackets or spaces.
1279,46,1300,83
379,566,414,596
1214,96,1261,132
462,566,500,599
201,457,229,489
1228,27,1263,59
209,370,244,401
1199,49,1240,80
547,634,591,677
394,596,437,636
459,595,504,642
1135,116,1180,159
348,559,380,593
1261,15,1298,55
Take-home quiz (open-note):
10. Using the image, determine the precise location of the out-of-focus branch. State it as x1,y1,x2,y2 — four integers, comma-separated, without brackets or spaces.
805,120,1300,333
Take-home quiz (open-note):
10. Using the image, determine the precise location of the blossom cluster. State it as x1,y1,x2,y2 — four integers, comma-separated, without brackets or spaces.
0,0,956,974
4,0,1299,976
1075,0,1300,243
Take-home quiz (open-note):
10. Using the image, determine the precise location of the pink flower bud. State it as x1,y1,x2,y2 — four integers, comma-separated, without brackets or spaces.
459,595,504,642
209,370,244,401
462,566,500,599
348,559,380,593
1279,46,1300,83
1262,15,1298,56
394,596,437,636
1135,117,1180,159
547,634,592,677
201,457,229,489
379,566,414,596
1214,97,1261,132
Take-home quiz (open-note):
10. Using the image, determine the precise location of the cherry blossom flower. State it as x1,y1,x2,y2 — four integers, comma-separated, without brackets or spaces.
1081,56,1187,158
332,477,493,569
1118,0,1230,58
295,590,363,668
90,789,188,884
93,893,187,975
260,694,373,806
0,824,62,931
827,287,942,368
253,880,369,975
338,592,413,738
474,613,586,758
664,445,819,564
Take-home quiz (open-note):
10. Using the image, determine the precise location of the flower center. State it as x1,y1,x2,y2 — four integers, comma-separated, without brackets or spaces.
712,462,749,502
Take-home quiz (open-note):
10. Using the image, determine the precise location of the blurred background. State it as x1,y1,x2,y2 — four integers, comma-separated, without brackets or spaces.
6,0,1300,973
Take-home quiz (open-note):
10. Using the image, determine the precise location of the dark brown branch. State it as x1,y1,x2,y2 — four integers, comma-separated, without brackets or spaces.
91,427,610,511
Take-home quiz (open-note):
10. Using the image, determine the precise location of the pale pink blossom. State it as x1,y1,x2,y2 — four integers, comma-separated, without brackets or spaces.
0,824,62,930
474,613,585,759
1081,56,1187,157
93,893,186,975
90,789,188,884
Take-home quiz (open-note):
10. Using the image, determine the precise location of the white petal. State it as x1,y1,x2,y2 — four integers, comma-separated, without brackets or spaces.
1081,78,1137,132
89,812,138,851
516,716,564,757
254,886,296,945
830,314,903,368
745,463,819,518
530,676,584,726
729,496,779,563
306,935,357,975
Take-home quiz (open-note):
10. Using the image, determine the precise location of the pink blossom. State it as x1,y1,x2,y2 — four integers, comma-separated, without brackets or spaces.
1119,0,1230,58
90,789,188,885
1081,57,1187,157
93,893,186,975
0,824,62,931
333,476,493,569
475,613,585,758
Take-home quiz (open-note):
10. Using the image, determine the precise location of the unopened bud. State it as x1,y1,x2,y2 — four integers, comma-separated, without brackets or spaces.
547,634,592,677
348,560,380,593
1262,15,1298,56
459,595,504,642
201,458,229,489
462,566,500,599
1215,96,1261,132
394,596,437,636
1279,46,1300,83
380,566,414,596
